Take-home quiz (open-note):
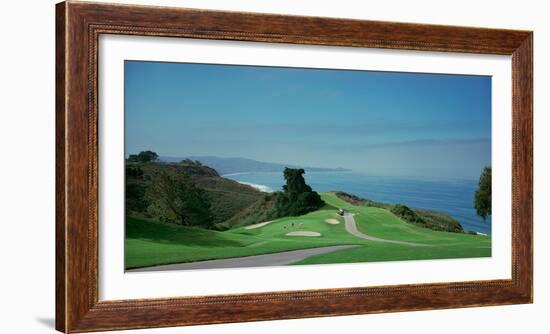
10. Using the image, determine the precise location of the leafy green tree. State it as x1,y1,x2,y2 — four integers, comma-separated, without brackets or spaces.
128,150,159,163
126,166,143,178
179,159,203,166
274,168,324,217
282,168,312,194
138,150,159,162
125,166,149,214
474,166,492,221
147,172,214,228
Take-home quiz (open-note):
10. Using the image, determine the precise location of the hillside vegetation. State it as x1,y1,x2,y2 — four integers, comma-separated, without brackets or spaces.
126,159,264,227
127,154,465,233
334,191,464,233
126,154,326,230
222,193,278,228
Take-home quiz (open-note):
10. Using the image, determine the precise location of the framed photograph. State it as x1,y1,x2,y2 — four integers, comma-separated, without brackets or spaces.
56,1,532,332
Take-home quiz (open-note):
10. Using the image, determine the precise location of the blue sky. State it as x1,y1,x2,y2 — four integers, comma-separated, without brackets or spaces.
125,61,491,180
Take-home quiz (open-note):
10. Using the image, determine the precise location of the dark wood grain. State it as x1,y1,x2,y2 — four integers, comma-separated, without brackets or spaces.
55,1,533,332
511,34,533,301
55,2,67,332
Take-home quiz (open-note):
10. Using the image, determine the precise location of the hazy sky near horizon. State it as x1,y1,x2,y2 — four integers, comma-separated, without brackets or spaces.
125,60,491,180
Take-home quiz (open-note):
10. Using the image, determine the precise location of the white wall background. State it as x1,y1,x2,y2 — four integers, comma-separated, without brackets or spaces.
0,0,546,333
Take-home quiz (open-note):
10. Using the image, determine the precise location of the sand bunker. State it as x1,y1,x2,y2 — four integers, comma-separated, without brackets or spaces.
244,221,274,230
286,231,322,237
325,218,340,225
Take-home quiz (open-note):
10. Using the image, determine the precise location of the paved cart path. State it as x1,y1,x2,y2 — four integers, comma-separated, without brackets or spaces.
343,212,428,247
128,245,359,272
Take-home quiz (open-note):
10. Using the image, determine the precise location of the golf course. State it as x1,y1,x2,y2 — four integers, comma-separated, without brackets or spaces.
126,192,491,271
122,59,494,272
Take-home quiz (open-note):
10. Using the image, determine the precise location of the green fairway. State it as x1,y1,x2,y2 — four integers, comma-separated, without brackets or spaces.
125,192,491,269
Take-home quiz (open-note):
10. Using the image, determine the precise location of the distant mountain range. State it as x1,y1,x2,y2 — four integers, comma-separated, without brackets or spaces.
159,156,351,175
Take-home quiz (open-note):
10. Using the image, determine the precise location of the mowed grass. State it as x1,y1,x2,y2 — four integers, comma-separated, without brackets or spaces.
125,208,358,269
320,193,491,246
125,193,491,269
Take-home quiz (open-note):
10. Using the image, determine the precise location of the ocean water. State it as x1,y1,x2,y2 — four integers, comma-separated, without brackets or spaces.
224,172,491,235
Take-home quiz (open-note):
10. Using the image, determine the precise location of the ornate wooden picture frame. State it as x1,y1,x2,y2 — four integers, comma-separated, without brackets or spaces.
56,1,532,332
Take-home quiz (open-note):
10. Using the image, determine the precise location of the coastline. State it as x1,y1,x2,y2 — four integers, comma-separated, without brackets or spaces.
223,171,491,235
232,180,274,193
